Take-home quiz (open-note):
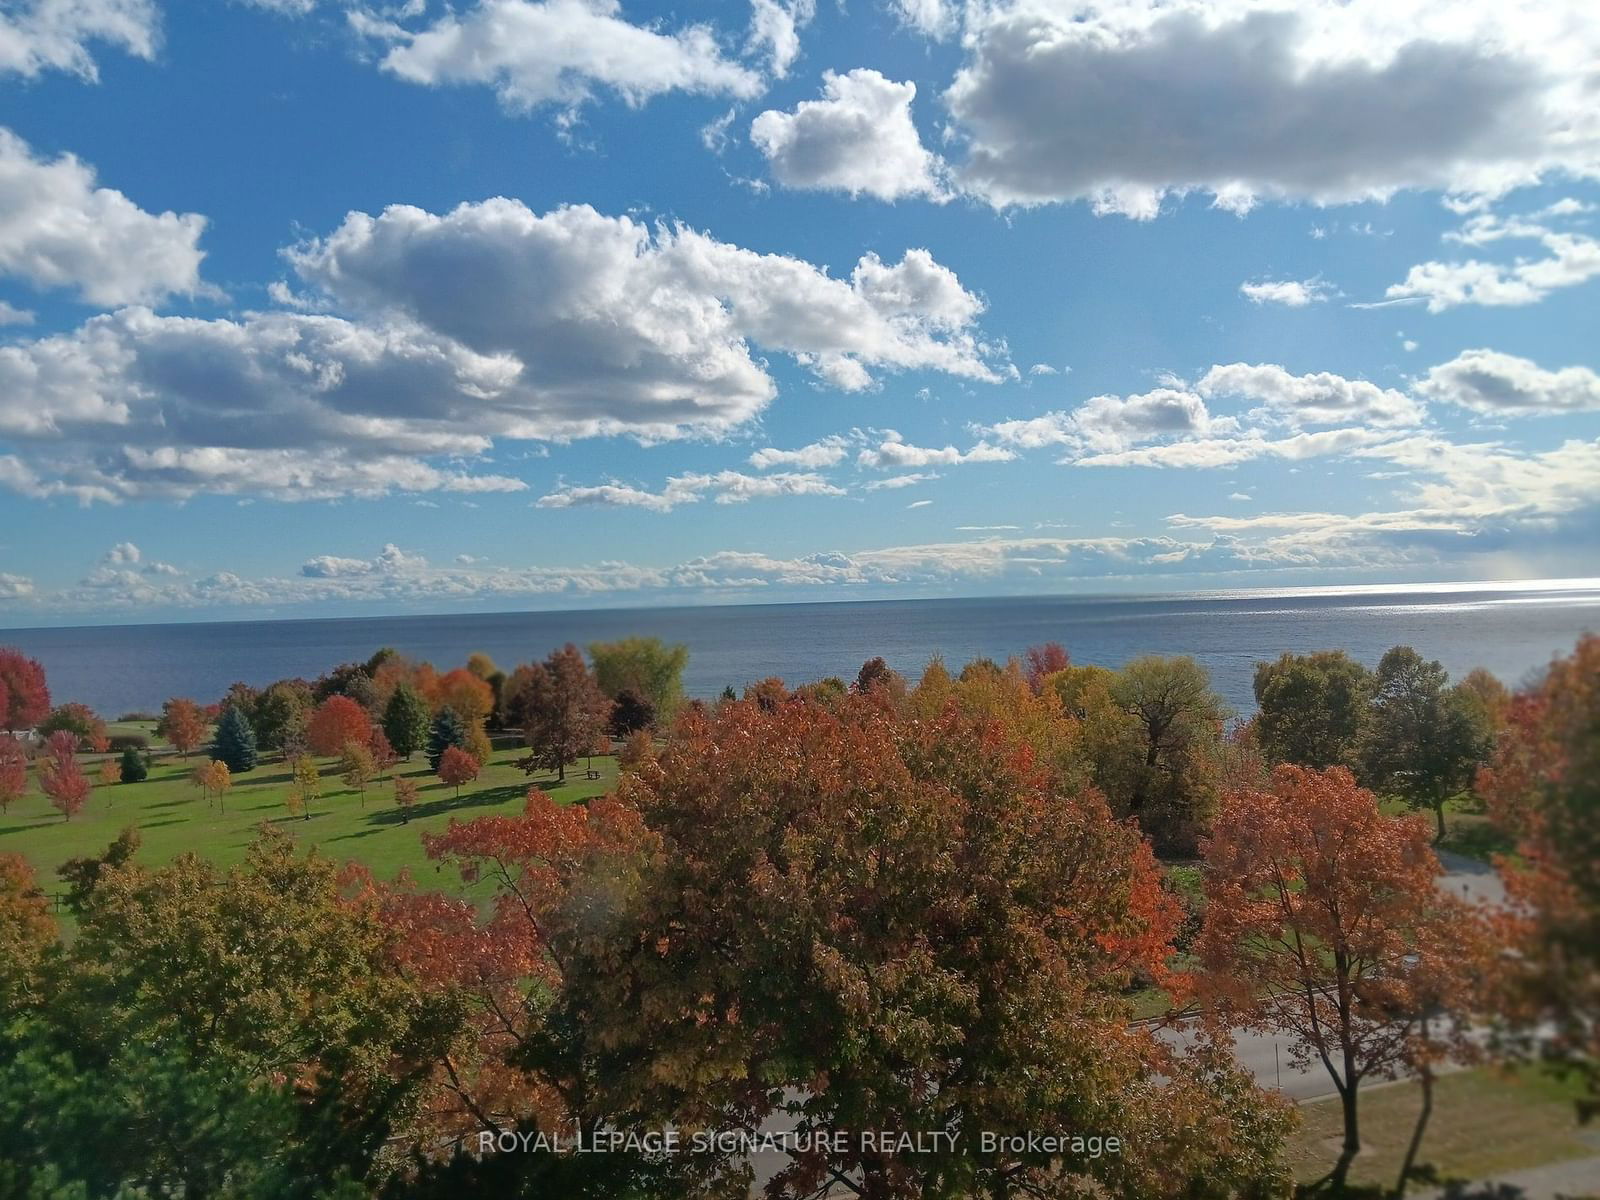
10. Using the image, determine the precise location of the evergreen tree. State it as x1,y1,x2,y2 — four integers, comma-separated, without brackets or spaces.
383,682,431,760
118,746,148,783
426,707,467,772
211,705,258,773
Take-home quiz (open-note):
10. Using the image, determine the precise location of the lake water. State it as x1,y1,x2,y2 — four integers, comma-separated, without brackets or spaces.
3,582,1597,718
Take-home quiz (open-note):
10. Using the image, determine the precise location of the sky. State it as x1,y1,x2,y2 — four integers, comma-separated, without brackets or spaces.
0,0,1597,625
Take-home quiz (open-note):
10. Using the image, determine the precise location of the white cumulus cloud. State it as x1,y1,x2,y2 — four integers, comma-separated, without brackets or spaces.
751,68,947,201
0,0,156,80
0,128,208,306
1415,349,1600,416
0,199,1001,502
943,0,1600,215
356,0,763,113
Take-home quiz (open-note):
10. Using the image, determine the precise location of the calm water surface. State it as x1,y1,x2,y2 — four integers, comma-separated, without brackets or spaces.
3,585,1597,717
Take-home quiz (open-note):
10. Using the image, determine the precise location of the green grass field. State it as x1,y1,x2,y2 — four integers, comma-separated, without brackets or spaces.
1287,1065,1598,1191
0,724,617,903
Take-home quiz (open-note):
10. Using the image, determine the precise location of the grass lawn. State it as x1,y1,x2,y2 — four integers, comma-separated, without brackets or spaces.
1377,793,1517,864
0,730,617,904
1287,1065,1599,1191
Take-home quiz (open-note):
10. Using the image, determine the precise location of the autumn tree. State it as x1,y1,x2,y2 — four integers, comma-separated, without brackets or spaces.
426,706,468,771
289,755,321,820
98,757,122,790
1360,646,1489,841
464,723,493,768
157,697,207,758
617,728,655,773
0,648,49,733
307,694,373,758
1253,649,1370,768
205,760,233,811
118,745,148,784
852,654,903,698
587,636,688,720
38,731,89,821
1199,764,1490,1192
518,645,607,783
607,687,655,738
0,851,54,1011
794,675,848,707
383,680,431,760
1023,641,1071,692
366,726,398,779
434,668,495,729
465,652,506,722
743,675,790,711
211,703,258,773
38,702,109,752
1454,666,1510,746
423,695,1295,1198
500,663,540,730
340,740,376,806
0,736,26,814
393,775,419,823
437,745,480,797
1478,635,1600,1117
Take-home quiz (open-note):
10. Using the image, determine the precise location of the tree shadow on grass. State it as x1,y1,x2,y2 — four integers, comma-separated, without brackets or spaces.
137,817,185,829
244,771,296,788
363,781,548,828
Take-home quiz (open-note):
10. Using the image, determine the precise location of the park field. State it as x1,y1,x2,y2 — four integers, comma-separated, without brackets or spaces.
0,722,617,904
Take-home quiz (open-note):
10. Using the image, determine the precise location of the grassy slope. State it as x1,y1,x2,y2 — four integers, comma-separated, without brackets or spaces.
1287,1065,1598,1190
0,723,616,899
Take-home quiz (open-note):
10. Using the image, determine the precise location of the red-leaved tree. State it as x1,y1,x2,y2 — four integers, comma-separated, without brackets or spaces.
436,745,479,797
38,730,90,821
1024,641,1072,692
0,735,27,813
0,649,50,733
307,695,373,758
1478,634,1600,1119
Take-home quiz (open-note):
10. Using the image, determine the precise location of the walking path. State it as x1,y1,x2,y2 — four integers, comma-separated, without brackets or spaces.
1411,1151,1600,1199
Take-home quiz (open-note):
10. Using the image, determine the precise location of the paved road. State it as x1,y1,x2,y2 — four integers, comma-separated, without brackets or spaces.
1436,847,1509,909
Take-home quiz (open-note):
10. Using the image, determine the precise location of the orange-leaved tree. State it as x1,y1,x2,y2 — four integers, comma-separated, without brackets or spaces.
1198,764,1491,1192
157,697,207,759
413,694,1294,1198
1477,634,1600,1118
1,851,55,1010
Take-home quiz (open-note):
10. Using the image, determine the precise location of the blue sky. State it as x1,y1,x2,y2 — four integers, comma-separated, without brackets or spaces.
0,0,1597,624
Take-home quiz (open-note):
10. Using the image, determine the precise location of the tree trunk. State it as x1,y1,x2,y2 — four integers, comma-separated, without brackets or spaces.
1432,799,1446,843
1396,1058,1434,1197
1330,1082,1361,1191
